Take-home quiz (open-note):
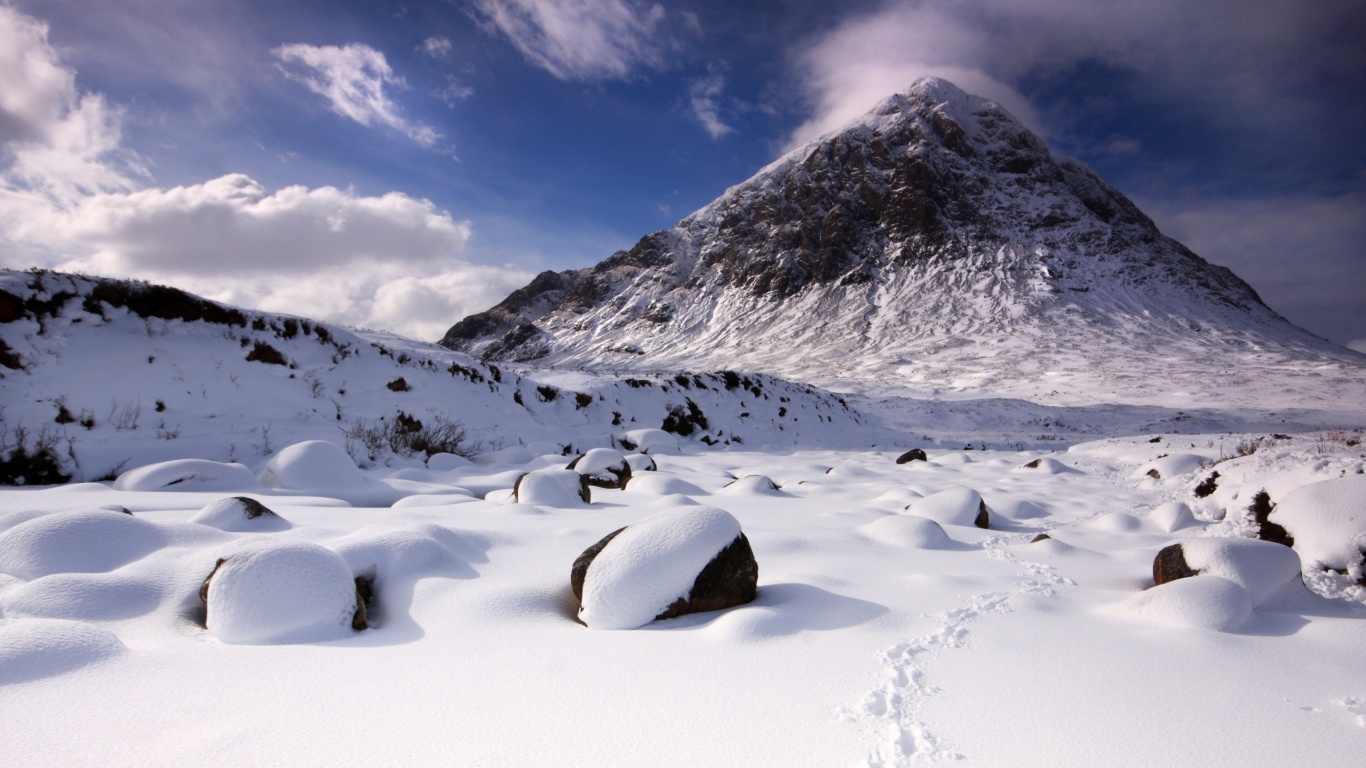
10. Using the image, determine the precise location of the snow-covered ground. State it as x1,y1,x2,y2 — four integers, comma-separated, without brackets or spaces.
1,432,1364,766
2,270,1365,766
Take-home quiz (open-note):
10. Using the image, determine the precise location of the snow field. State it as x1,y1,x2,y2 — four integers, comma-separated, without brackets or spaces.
0,433,1361,766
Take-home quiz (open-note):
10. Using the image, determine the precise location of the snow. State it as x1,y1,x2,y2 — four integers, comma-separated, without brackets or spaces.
577,505,743,630
0,509,166,579
513,468,588,507
203,541,359,644
112,459,263,492
1178,537,1304,605
1270,475,1366,570
904,485,988,527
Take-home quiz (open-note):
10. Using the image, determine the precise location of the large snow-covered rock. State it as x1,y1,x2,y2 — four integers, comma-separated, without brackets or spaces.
0,509,166,579
259,441,366,490
114,460,263,492
573,506,757,630
203,542,362,644
190,497,291,533
0,619,127,684
861,514,954,549
1269,475,1366,572
1154,538,1303,606
904,486,990,528
513,469,590,507
566,448,631,489
1117,575,1254,632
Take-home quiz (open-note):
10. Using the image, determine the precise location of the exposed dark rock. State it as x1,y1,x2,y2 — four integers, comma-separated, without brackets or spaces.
896,448,928,464
565,451,633,489
1193,471,1220,498
1146,469,1162,479
1152,543,1200,585
570,527,626,602
352,575,373,631
655,534,759,621
1030,534,1051,543
974,500,990,530
1248,490,1294,547
229,496,277,520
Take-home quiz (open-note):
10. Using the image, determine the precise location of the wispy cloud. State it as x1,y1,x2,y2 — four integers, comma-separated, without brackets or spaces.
470,0,668,81
688,71,731,139
421,36,454,60
274,42,441,147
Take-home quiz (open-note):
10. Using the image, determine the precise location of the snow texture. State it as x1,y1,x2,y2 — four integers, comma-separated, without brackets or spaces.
0,509,166,579
1271,475,1366,570
189,497,291,533
204,541,358,645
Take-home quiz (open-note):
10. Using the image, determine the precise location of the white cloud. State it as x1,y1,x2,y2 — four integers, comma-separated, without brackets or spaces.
437,75,475,108
785,0,1366,151
274,43,441,147
0,7,532,341
421,36,454,60
470,0,667,81
688,72,730,139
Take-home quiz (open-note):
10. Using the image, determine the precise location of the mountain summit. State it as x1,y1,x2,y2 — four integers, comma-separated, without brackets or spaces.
441,78,1360,407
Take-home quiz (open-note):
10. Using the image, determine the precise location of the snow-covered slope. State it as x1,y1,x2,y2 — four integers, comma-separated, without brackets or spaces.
440,78,1366,410
0,270,879,484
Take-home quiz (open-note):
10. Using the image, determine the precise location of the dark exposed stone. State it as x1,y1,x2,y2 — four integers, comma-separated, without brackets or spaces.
974,500,990,530
199,557,227,605
896,448,928,464
654,534,759,621
230,496,277,520
1153,543,1200,585
570,527,626,602
1193,471,1220,498
1030,534,1051,543
565,452,633,489
1146,468,1162,479
1248,490,1294,547
352,576,373,631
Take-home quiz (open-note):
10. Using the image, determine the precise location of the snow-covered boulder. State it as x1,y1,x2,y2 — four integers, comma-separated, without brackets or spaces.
1133,453,1207,480
190,497,291,533
259,441,365,490
624,453,657,472
1152,538,1302,606
619,429,679,455
425,452,472,471
621,473,707,496
566,448,631,489
719,475,783,496
513,469,590,507
904,486,990,529
1016,457,1077,474
113,459,262,492
1269,475,1366,573
0,509,166,579
861,515,954,549
572,506,757,630
202,542,364,644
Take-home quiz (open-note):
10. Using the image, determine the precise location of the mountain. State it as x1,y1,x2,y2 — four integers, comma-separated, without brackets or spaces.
0,270,874,484
440,78,1364,410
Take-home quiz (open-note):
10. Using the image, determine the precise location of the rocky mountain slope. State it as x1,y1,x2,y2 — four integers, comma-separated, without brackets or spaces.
440,78,1365,410
0,270,874,484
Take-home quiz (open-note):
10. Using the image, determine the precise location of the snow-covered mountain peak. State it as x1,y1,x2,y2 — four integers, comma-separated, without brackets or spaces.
450,78,1363,410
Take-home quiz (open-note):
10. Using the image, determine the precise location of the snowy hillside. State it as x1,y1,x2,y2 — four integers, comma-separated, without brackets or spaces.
0,269,878,484
440,78,1366,411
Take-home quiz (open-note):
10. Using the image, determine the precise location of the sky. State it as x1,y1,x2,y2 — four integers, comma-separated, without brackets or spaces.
1,0,1363,351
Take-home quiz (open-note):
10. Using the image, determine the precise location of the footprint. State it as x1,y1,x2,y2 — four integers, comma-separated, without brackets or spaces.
1335,696,1366,727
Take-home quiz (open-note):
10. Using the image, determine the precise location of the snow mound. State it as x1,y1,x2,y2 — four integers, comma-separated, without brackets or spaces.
190,497,291,533
905,486,988,528
719,475,783,496
332,524,482,582
1270,474,1366,570
624,453,658,472
426,452,472,471
2,571,163,620
0,510,167,579
390,493,476,508
259,441,365,489
205,542,359,645
113,459,262,492
993,498,1049,520
861,515,954,549
1115,575,1253,632
514,469,589,507
1134,453,1207,480
622,474,707,496
1150,502,1198,532
620,429,680,455
1179,537,1303,605
931,453,974,465
474,446,535,465
1085,512,1143,532
0,619,126,684
568,448,629,475
1015,457,1076,474
578,506,743,630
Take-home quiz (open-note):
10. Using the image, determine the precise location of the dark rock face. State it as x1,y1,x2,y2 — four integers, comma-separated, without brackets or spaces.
1193,471,1220,498
565,452,633,489
1247,490,1295,547
570,528,759,623
1153,543,1201,585
896,449,928,464
974,500,990,529
230,496,277,520
1030,534,1051,543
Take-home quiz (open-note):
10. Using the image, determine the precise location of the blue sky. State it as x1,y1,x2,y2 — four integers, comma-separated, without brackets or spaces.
2,0,1363,351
